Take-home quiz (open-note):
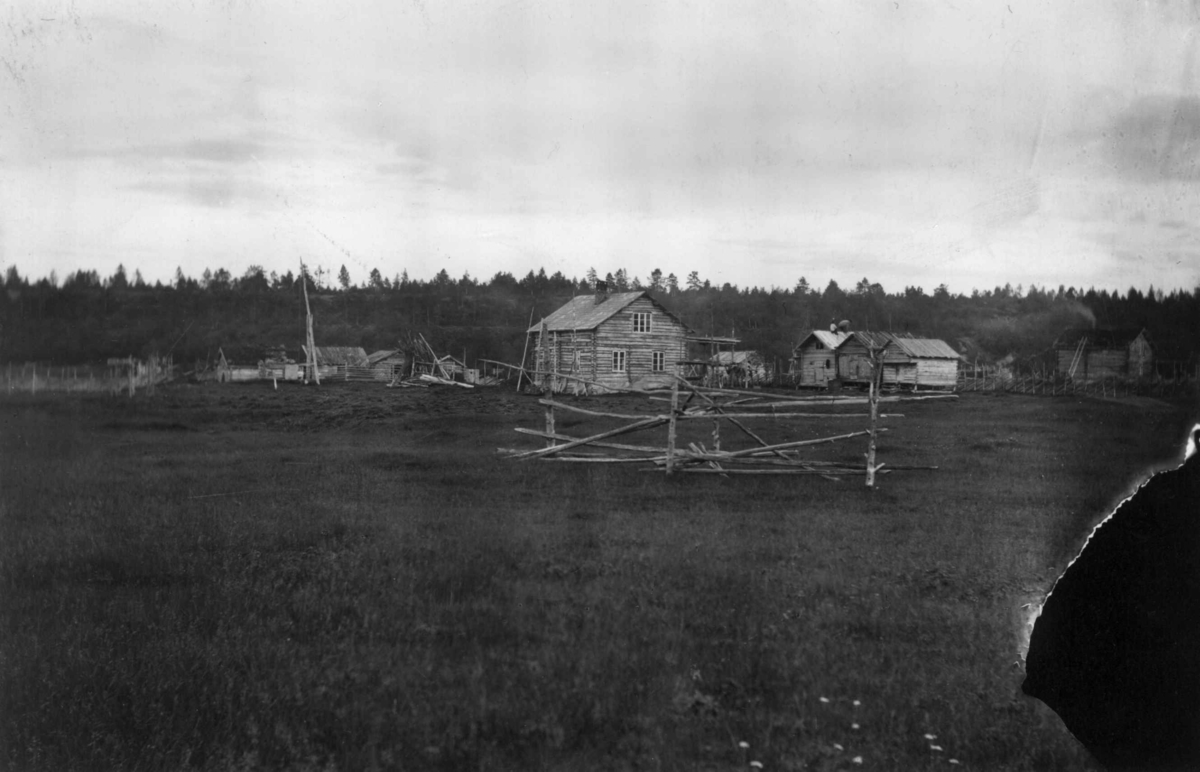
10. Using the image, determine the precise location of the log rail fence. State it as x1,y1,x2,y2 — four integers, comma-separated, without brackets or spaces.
502,350,952,488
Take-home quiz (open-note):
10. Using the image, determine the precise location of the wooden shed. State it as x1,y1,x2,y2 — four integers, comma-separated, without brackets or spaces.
527,290,691,392
367,349,409,381
1054,328,1153,381
837,333,961,389
791,330,848,387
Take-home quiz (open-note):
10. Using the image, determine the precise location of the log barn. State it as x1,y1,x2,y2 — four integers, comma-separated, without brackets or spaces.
528,290,690,392
791,330,848,387
1054,328,1153,381
837,332,961,389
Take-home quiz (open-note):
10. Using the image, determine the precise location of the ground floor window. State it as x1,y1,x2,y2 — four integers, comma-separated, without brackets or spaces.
612,350,626,372
652,351,665,372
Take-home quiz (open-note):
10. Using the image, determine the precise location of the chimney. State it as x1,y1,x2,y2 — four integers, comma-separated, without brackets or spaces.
594,280,609,305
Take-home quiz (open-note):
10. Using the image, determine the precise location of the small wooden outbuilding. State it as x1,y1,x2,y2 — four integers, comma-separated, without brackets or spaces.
527,290,691,392
1054,328,1153,381
367,349,409,381
837,333,961,389
791,330,848,387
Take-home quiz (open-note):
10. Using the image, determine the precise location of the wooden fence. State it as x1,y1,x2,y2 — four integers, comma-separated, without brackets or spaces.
4,358,174,397
956,362,1199,398
501,373,955,487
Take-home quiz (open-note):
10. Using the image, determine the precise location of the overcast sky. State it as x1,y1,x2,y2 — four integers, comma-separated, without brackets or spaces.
3,0,1199,294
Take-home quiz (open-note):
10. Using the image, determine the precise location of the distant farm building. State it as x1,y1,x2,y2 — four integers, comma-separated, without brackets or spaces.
792,330,848,387
367,349,409,381
214,347,268,382
528,290,690,392
260,346,304,381
837,332,961,389
1054,328,1153,381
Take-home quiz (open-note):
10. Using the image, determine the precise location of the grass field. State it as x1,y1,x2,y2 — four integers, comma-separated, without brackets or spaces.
1,383,1196,771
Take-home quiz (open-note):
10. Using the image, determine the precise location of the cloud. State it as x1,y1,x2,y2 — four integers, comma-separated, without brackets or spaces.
1105,94,1200,181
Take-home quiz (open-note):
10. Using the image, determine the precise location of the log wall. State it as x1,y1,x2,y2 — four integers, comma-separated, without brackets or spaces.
530,297,688,391
793,342,839,387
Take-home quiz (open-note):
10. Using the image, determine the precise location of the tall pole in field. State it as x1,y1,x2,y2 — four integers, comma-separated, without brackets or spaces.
865,345,882,488
301,260,320,386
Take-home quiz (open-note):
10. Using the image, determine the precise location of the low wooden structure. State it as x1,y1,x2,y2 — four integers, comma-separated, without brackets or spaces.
837,333,960,389
526,290,690,393
215,348,262,383
792,330,848,387
1054,328,1153,382
367,349,409,382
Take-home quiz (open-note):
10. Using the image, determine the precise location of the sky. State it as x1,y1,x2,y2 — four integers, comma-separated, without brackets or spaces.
2,0,1200,295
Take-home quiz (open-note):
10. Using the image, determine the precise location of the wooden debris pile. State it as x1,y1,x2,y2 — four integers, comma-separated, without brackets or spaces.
501,367,955,486
389,334,474,389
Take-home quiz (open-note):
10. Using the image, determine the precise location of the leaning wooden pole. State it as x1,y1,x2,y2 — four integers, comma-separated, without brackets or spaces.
301,261,320,386
516,307,535,392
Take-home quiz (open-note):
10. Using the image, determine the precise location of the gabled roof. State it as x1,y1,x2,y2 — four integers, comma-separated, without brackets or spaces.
887,336,962,359
529,291,690,333
836,332,961,359
367,349,404,365
1053,328,1150,350
302,346,369,366
795,330,848,351
838,331,894,351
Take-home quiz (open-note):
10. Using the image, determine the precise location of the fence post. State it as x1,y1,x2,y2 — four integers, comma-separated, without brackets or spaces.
665,379,679,475
544,403,556,448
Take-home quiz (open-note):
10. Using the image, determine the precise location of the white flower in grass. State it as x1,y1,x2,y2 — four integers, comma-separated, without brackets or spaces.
738,741,750,749
749,762,763,769
852,699,861,706
923,733,937,740
930,744,943,752
851,722,861,730
852,756,863,765
949,760,960,765
819,696,830,703
833,743,844,751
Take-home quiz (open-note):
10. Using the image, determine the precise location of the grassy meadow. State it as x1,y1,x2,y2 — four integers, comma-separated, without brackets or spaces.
1,383,1196,771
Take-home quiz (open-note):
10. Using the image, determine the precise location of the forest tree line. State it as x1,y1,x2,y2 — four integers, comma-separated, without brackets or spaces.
1,262,1197,373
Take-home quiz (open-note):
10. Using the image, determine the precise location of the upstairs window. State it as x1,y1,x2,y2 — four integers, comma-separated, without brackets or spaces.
632,312,652,333
612,350,627,372
652,351,665,372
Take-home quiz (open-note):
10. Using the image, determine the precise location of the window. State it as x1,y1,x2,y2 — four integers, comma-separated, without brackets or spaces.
815,341,824,350
652,351,665,372
825,359,831,369
612,350,627,372
632,312,651,333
